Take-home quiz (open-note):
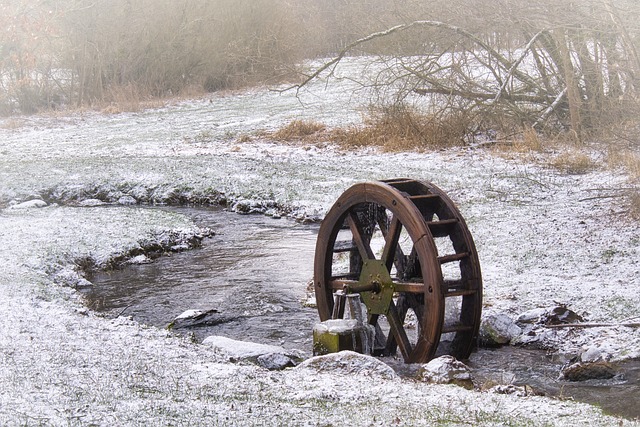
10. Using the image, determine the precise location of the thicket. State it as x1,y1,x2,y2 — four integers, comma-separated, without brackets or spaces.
297,0,640,142
0,0,310,114
0,0,408,114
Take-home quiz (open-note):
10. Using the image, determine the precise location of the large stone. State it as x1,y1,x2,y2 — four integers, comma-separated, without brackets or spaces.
516,308,548,325
516,306,583,326
8,199,48,210
560,361,618,381
580,346,604,363
78,198,106,207
169,309,236,329
479,311,522,346
117,195,138,205
202,335,299,368
296,350,397,379
417,355,473,389
256,353,295,370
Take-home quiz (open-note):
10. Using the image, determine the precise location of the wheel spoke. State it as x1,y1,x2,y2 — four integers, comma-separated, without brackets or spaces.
402,247,419,280
330,278,424,293
381,216,402,272
405,293,425,321
383,295,410,356
347,211,375,260
385,299,412,362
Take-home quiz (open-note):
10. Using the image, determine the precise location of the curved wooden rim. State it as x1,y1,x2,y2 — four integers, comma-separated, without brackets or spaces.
314,181,445,362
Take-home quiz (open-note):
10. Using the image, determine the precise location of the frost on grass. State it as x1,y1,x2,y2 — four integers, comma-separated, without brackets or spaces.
0,61,639,425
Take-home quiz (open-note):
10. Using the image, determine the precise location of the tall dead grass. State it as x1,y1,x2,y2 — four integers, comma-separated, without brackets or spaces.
273,120,326,141
629,190,640,219
607,149,640,180
331,106,472,151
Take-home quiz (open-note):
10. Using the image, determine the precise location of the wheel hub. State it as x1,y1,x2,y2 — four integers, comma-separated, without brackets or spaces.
352,260,395,315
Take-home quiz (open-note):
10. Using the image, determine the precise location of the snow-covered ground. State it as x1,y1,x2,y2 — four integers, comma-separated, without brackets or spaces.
0,61,638,425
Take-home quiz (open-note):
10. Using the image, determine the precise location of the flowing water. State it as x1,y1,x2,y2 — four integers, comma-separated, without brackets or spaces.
84,207,640,421
85,207,319,351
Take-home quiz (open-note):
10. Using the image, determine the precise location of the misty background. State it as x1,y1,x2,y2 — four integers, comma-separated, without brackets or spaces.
1,0,639,142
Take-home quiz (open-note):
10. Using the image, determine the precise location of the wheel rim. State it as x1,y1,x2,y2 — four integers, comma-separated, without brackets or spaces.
314,179,482,363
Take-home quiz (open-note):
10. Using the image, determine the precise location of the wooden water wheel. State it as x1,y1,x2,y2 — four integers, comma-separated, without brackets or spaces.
313,179,482,363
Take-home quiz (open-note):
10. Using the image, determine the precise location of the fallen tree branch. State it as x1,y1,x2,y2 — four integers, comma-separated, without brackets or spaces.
413,86,553,103
533,87,567,129
546,322,640,329
578,194,627,202
288,19,546,94
493,30,547,104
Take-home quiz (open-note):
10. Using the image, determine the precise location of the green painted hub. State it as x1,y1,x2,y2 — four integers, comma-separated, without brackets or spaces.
356,260,395,315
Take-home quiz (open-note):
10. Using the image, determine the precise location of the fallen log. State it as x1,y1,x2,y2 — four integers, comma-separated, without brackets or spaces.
545,322,640,329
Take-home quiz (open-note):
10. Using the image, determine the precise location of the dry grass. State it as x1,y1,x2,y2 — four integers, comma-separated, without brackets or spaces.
629,190,640,219
272,119,326,141
99,84,166,114
491,127,603,175
609,149,640,219
550,150,597,175
0,118,27,130
331,106,471,152
607,149,640,180
510,126,545,152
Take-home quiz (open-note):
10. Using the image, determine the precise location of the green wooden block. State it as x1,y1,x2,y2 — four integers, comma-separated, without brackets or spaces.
312,319,374,356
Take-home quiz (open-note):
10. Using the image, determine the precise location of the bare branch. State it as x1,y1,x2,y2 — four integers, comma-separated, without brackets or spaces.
533,87,568,129
413,87,554,104
493,30,547,104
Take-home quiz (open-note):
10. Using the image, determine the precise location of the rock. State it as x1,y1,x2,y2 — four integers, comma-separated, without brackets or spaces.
516,308,548,325
265,208,281,218
233,200,251,213
74,277,94,288
296,351,397,380
560,361,618,381
127,254,152,265
488,384,528,396
176,309,208,320
78,198,106,207
8,199,48,210
117,195,138,205
256,353,295,370
545,306,583,325
417,355,474,389
479,311,522,346
170,243,189,252
516,305,583,326
201,336,299,365
580,346,604,363
302,279,317,308
52,267,93,288
169,309,237,329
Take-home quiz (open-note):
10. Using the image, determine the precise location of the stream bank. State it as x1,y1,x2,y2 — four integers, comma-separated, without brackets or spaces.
83,206,640,421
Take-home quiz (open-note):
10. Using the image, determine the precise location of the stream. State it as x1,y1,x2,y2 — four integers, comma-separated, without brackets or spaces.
84,207,639,420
